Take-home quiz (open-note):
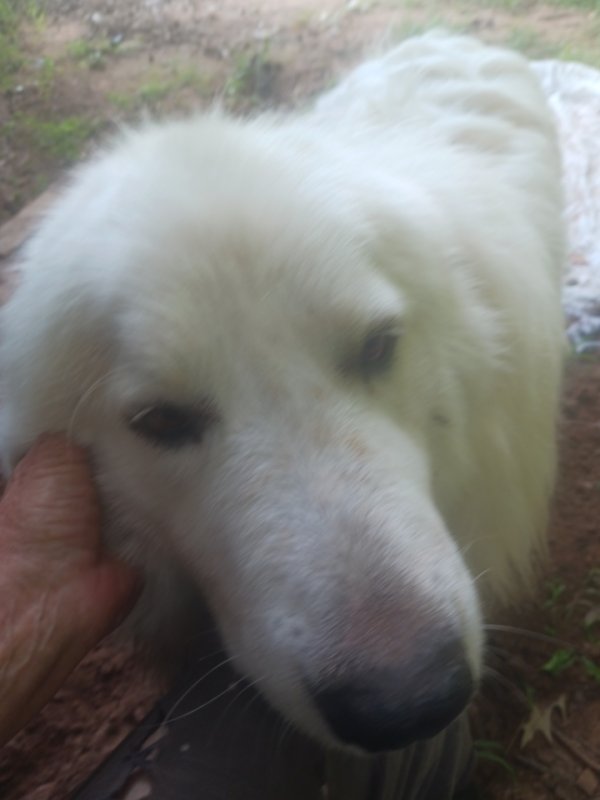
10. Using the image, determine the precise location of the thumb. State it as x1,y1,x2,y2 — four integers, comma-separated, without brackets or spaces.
1,434,105,564
1,434,140,605
0,435,141,744
0,433,141,630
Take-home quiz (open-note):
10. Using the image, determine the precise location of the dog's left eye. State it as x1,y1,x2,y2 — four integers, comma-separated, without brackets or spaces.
128,403,215,448
359,329,400,378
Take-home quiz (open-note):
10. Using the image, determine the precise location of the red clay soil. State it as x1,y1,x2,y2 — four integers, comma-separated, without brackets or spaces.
0,356,598,800
473,355,600,800
0,641,162,800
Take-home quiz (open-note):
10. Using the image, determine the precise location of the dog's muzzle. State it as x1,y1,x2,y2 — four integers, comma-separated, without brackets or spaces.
309,638,473,753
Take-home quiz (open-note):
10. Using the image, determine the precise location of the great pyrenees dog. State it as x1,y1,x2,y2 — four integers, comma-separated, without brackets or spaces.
0,32,564,754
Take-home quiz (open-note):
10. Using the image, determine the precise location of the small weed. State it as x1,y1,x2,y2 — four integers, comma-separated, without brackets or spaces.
347,0,378,12
543,578,567,609
586,568,600,587
387,0,524,12
569,346,600,361
542,648,576,676
557,44,600,70
68,37,120,70
35,117,96,161
110,65,212,113
107,91,136,112
581,570,600,638
293,9,315,28
8,114,97,163
488,0,530,10
466,0,596,9
581,657,600,682
505,27,560,59
138,78,173,106
474,739,515,778
0,0,24,87
0,0,48,90
391,18,467,42
225,43,279,105
142,67,209,104
22,0,45,28
32,55,57,95
541,650,600,683
547,0,599,9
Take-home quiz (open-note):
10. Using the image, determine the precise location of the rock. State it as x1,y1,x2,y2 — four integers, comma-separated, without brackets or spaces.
576,768,598,796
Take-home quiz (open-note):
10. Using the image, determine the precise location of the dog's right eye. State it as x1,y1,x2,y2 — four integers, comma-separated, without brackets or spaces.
128,402,216,448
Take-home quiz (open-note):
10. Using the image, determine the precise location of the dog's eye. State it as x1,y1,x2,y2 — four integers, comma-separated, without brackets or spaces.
359,329,400,378
128,403,216,448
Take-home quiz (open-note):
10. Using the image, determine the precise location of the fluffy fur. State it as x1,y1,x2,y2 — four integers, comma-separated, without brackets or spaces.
0,33,564,745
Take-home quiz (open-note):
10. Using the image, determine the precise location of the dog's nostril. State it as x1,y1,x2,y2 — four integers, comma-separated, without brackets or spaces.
311,643,473,753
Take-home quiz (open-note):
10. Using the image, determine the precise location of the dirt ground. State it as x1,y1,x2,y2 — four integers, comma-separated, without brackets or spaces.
3,0,600,225
1,1,600,799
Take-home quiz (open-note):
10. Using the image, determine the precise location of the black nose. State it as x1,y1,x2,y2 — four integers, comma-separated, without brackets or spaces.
311,642,473,752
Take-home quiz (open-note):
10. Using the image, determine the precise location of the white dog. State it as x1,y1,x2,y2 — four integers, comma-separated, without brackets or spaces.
0,32,564,752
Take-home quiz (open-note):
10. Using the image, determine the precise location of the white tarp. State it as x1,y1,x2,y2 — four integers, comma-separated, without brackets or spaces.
534,60,600,351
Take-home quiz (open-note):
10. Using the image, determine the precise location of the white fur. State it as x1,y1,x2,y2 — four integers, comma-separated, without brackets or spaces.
0,33,564,744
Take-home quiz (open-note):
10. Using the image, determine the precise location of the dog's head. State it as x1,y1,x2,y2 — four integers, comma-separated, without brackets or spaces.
0,115,489,751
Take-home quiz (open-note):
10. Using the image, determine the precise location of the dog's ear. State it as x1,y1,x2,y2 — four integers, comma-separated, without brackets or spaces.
0,227,113,470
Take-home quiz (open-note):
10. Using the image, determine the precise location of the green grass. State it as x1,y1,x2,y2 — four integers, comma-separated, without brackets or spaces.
543,578,567,609
7,113,97,163
0,0,25,87
109,65,212,112
107,90,136,112
473,739,515,778
391,18,469,40
547,0,600,8
505,26,562,58
21,0,45,27
463,0,598,9
32,116,96,161
388,0,599,66
541,648,576,676
68,37,124,70
137,78,173,106
146,65,210,102
32,55,57,96
224,43,276,104
557,44,600,69
0,0,46,88
389,0,600,15
541,651,600,683
467,0,527,10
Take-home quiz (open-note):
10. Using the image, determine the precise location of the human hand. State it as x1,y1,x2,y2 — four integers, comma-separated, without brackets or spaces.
0,435,140,745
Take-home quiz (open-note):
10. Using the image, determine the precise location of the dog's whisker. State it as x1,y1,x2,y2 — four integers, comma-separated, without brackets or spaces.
165,674,246,726
472,568,491,584
457,535,493,559
209,677,266,757
484,623,574,649
228,681,266,747
484,642,512,659
273,715,294,758
163,654,235,724
481,664,528,704
179,641,227,662
66,370,115,439
214,677,259,728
